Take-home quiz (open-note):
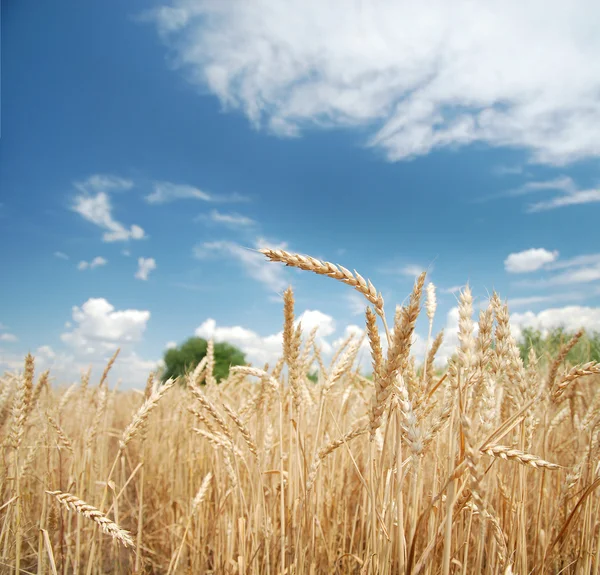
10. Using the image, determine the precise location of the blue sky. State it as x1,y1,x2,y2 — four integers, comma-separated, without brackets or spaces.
2,0,600,387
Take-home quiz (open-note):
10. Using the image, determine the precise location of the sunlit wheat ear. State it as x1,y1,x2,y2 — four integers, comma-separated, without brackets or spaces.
229,366,279,391
187,356,208,389
98,348,120,389
120,378,175,450
370,272,425,439
283,286,295,364
546,329,584,390
191,472,213,514
206,339,216,386
31,369,49,412
47,415,74,455
46,490,134,548
457,285,475,372
481,445,562,470
425,282,437,322
260,248,385,317
222,402,258,458
306,423,368,491
190,385,233,442
552,361,600,400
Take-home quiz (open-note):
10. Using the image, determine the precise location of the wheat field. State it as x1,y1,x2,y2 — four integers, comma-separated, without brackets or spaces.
1,250,600,574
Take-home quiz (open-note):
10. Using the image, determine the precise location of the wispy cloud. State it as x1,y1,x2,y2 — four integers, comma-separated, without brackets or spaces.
379,262,433,278
492,165,524,176
194,239,288,293
74,174,134,195
145,1,600,166
506,292,586,308
54,251,69,260
527,188,600,212
135,257,157,281
546,253,600,270
440,285,465,295
346,291,367,316
195,209,256,227
504,248,559,273
77,256,107,271
146,181,250,205
517,264,600,287
72,191,146,242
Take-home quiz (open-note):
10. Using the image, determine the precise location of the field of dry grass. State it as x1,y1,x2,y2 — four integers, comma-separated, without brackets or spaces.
1,250,600,574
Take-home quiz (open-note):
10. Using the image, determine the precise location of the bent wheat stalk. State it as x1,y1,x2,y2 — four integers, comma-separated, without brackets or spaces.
46,490,134,548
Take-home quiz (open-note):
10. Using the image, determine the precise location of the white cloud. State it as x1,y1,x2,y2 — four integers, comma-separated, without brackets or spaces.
194,238,288,293
510,306,600,339
493,165,524,176
507,292,586,308
61,298,151,353
1,299,157,388
195,308,336,366
145,0,600,166
54,251,69,260
518,264,600,287
504,248,559,273
74,174,134,195
135,257,157,281
346,292,367,316
208,209,255,226
122,249,131,257
547,253,600,271
146,182,211,204
527,188,600,212
146,181,249,204
400,264,429,277
0,333,18,343
440,285,465,295
77,256,108,271
166,341,177,349
1,302,154,386
195,318,284,366
514,176,576,196
72,191,146,242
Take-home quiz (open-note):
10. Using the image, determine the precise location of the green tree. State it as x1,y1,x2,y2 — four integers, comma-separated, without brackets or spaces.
161,337,246,383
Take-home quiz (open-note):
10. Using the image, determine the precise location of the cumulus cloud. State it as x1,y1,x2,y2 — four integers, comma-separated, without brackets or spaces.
0,298,158,388
166,341,177,349
510,306,600,339
72,191,146,242
504,248,559,273
54,251,69,260
61,298,151,354
194,238,288,293
146,181,249,204
195,308,336,366
77,256,108,271
135,257,157,280
145,0,600,166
